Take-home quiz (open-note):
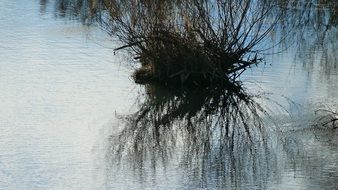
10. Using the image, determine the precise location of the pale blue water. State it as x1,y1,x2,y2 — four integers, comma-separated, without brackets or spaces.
0,1,337,189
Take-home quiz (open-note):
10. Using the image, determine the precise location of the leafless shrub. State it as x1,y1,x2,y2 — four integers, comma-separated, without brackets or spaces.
99,0,281,85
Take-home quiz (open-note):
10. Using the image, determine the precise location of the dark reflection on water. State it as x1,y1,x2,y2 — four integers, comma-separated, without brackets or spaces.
107,84,338,189
39,0,48,13
109,83,274,189
274,0,338,74
42,0,102,23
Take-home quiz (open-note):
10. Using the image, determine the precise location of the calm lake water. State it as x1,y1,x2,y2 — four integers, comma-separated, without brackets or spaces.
0,0,337,189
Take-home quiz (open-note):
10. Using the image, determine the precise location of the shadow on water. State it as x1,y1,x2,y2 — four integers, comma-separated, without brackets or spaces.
106,83,338,189
108,82,279,189
274,0,338,74
40,0,102,23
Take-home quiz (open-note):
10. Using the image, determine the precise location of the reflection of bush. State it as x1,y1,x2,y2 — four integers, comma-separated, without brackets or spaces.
314,108,338,128
109,82,274,188
107,83,338,188
275,0,337,72
50,0,101,22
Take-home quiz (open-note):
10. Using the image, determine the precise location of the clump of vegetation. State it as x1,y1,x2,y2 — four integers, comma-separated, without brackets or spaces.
99,0,280,85
49,0,337,85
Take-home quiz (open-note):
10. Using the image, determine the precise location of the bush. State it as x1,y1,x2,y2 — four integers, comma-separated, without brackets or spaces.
100,0,280,85
51,0,281,85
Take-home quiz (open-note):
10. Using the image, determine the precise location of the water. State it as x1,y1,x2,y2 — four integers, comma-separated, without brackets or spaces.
0,1,337,189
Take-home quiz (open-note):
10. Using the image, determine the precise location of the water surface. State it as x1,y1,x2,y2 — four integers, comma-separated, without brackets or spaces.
0,1,337,189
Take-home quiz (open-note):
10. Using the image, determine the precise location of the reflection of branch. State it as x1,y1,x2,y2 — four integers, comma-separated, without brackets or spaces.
108,82,275,188
275,0,337,73
313,109,338,128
